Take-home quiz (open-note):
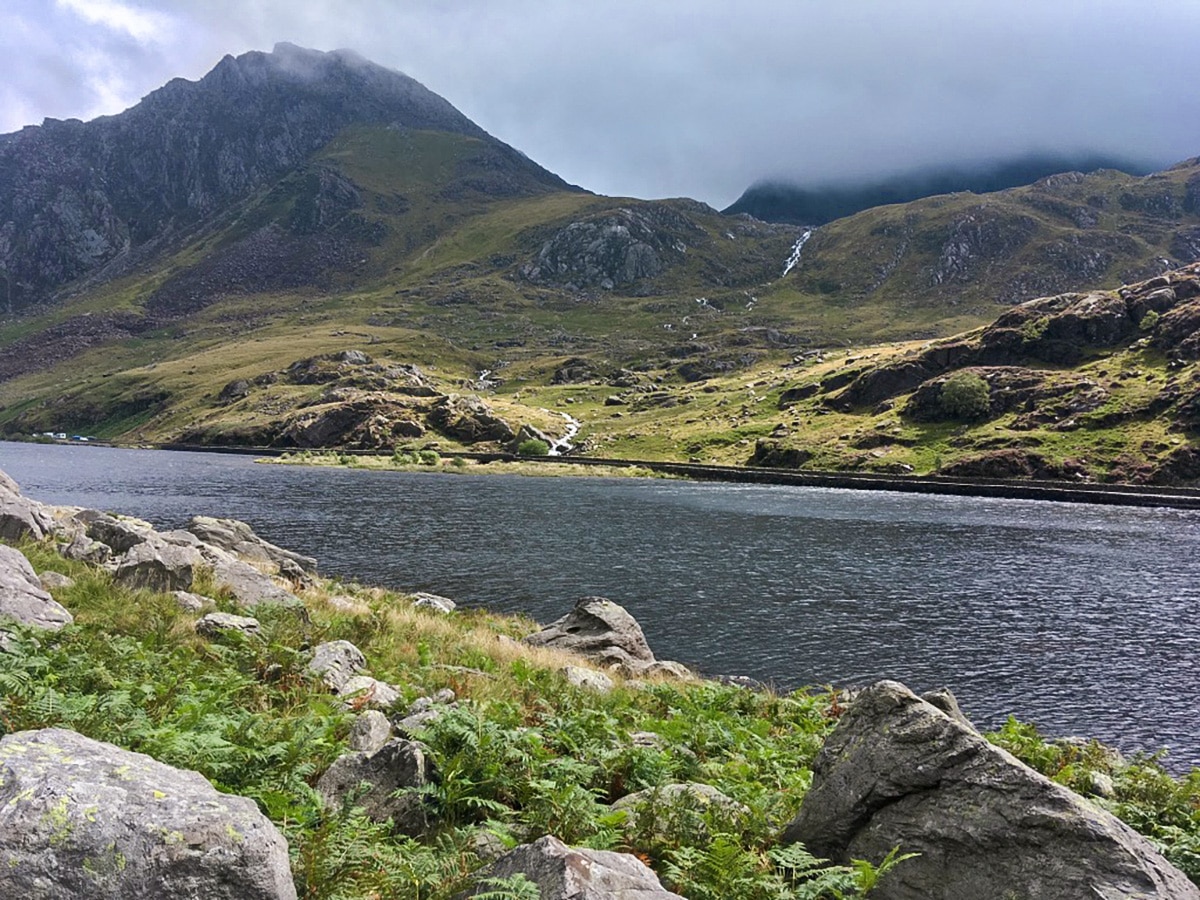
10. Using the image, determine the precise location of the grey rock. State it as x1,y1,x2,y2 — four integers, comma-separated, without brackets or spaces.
348,710,392,754
0,727,296,899
206,554,304,609
461,834,685,899
187,516,317,573
78,510,153,554
195,612,261,640
780,680,1200,900
338,675,401,711
308,639,367,692
639,660,695,680
114,539,204,592
37,570,75,591
506,423,553,454
523,596,656,673
171,590,214,612
0,495,49,542
920,686,975,730
394,708,444,737
562,665,614,692
411,591,457,613
60,528,113,565
0,545,74,631
316,738,433,836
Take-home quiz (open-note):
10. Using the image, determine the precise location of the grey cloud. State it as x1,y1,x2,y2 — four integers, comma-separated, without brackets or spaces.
3,0,1198,207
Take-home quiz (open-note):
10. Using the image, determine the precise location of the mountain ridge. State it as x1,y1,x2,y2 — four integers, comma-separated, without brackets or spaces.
0,43,576,314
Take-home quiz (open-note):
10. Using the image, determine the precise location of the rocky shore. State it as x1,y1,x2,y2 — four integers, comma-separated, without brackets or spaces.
1,467,1198,898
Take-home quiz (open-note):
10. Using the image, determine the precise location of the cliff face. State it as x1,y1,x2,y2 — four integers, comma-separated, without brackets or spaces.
0,43,571,312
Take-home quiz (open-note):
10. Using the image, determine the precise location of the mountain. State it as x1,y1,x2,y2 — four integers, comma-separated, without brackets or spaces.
722,154,1156,225
0,42,574,314
0,46,1198,487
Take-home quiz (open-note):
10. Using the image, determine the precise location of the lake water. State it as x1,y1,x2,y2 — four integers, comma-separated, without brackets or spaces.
3,441,1200,770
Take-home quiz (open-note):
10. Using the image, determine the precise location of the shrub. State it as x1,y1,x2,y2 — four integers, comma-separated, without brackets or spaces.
419,450,440,466
516,438,550,457
1140,309,1160,332
939,372,991,420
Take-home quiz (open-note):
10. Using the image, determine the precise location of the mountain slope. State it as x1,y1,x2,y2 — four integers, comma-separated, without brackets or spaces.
0,42,574,313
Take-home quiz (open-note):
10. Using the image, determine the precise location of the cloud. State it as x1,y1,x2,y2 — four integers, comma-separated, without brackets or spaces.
2,1,1198,206
55,0,174,43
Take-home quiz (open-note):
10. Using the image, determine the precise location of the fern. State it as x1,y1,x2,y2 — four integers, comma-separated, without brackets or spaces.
471,873,541,900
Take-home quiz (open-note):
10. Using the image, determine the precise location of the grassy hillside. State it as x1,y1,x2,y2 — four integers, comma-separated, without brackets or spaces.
1,131,1198,484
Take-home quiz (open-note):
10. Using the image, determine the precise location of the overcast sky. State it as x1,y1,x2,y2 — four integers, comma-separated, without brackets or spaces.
4,0,1199,207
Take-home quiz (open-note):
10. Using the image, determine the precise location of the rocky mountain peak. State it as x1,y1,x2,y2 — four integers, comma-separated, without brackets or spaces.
0,45,565,313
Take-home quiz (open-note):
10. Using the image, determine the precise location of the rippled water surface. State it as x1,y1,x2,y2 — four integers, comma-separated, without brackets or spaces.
4,442,1200,769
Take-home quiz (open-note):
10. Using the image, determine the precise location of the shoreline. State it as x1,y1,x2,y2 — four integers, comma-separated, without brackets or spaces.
152,442,1200,510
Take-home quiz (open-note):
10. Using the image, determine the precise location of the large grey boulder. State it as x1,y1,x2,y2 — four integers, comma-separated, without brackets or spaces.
0,545,73,630
780,680,1200,900
0,470,53,541
187,516,317,573
195,612,261,640
523,596,656,673
0,728,296,899
111,530,302,609
461,834,685,899
316,738,433,836
113,539,204,592
307,639,367,692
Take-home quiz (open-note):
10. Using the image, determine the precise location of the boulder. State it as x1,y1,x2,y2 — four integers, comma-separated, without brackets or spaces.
348,710,392,754
78,510,153,554
0,545,74,631
37,570,75,591
561,665,614,692
0,471,53,542
307,640,367,693
523,596,656,673
113,540,204,592
780,680,1200,900
171,590,214,612
411,591,457,613
187,516,317,573
460,835,685,899
195,612,261,640
0,728,296,899
337,675,401,711
315,738,433,836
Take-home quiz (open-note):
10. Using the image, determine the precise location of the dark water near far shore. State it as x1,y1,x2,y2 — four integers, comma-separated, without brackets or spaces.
4,441,1200,770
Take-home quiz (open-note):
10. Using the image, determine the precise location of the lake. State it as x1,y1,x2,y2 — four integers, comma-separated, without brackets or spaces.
3,440,1199,770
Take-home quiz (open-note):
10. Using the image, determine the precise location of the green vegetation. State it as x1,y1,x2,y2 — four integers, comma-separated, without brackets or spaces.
2,536,1199,897
515,438,550,457
939,372,991,421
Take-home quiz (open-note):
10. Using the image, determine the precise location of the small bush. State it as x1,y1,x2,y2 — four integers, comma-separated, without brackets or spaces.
419,450,440,466
1140,309,1160,332
516,439,551,457
940,372,991,420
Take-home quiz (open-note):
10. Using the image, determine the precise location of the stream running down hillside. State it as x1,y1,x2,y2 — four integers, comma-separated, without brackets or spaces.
4,440,1200,771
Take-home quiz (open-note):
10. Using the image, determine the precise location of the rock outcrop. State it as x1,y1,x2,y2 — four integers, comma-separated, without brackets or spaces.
523,596,655,674
427,394,515,444
0,728,296,899
780,680,1200,900
0,471,53,542
461,835,685,899
0,545,73,630
187,516,317,573
315,738,434,836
